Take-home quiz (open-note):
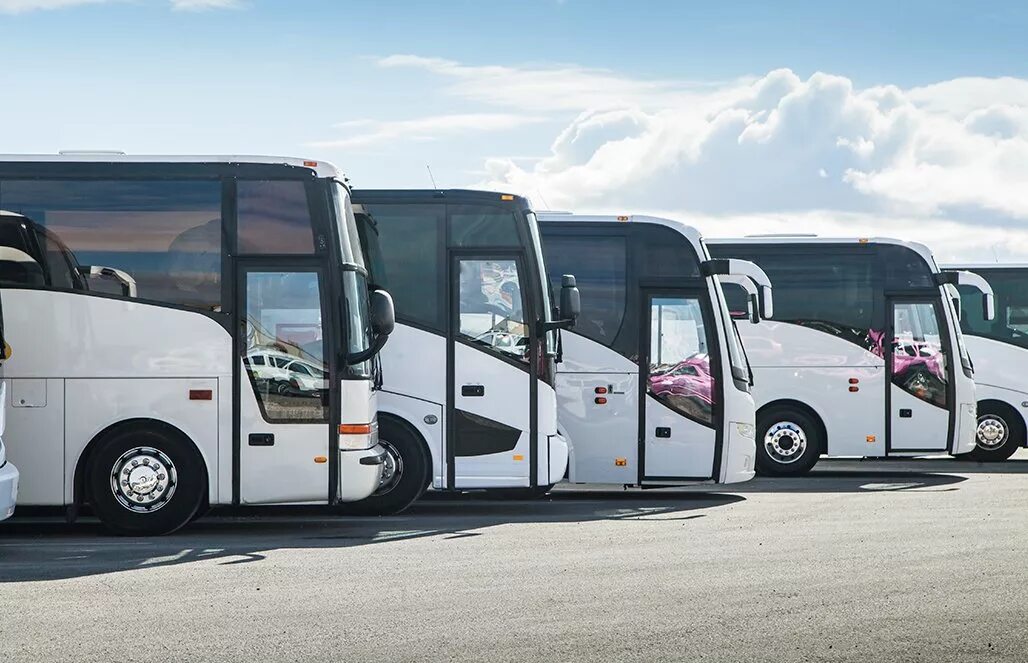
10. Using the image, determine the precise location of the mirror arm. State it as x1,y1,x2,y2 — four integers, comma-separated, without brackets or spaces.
539,319,576,334
346,332,389,366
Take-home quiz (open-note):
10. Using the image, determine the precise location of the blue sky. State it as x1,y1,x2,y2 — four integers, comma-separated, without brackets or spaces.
3,0,1028,259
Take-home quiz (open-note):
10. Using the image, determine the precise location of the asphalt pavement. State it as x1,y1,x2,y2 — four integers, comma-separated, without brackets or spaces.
1,452,1027,662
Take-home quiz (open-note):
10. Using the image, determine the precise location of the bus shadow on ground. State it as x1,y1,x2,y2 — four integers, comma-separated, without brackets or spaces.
815,456,1028,475
0,492,742,583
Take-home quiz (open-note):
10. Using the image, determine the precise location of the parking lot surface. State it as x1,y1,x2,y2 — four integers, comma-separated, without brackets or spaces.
2,453,1027,662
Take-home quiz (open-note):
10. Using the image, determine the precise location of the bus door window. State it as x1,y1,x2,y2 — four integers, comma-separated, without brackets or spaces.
647,297,715,425
458,259,528,362
892,302,948,408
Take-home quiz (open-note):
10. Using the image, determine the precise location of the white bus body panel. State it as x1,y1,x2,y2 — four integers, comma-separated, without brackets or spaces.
337,380,384,503
1,289,229,506
557,332,639,484
963,335,1028,446
738,321,889,457
453,341,531,488
889,386,948,451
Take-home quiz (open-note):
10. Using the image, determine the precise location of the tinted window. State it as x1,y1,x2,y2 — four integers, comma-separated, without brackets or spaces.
0,179,222,310
35,229,81,290
647,296,714,425
237,180,315,255
882,244,936,291
458,258,529,364
892,301,948,408
713,245,877,339
636,225,703,279
449,204,520,247
959,269,1028,349
542,234,627,346
357,203,443,330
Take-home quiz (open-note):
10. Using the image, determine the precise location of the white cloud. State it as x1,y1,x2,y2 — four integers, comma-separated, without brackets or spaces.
310,113,546,149
0,0,240,11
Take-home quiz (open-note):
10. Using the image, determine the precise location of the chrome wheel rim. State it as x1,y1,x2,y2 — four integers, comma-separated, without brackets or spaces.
764,421,807,464
110,446,177,513
976,415,1008,450
375,440,404,496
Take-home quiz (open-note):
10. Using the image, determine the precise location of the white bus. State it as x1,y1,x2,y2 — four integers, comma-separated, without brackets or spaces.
538,214,773,486
0,155,394,534
0,294,16,522
707,237,992,475
944,264,1028,460
351,190,580,513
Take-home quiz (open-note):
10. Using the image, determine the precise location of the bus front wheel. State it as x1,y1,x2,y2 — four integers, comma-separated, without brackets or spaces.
86,424,206,536
755,407,822,476
341,418,429,516
965,404,1024,462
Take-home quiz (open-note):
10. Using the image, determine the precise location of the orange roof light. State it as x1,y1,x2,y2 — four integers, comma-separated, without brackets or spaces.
500,194,515,201
304,160,318,168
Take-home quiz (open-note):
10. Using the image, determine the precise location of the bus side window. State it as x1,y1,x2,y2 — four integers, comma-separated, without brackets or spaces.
237,180,315,255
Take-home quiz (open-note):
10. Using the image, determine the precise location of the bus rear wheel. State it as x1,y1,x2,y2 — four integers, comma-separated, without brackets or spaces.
341,418,428,516
965,405,1023,461
755,407,822,476
86,424,206,536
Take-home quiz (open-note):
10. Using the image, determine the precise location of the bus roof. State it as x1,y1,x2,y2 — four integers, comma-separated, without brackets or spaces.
708,236,940,272
351,189,528,206
0,153,343,180
942,263,1028,270
536,212,706,251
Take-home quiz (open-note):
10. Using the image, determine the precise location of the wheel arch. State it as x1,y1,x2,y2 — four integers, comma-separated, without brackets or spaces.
73,417,209,512
756,399,828,453
977,398,1028,445
377,411,434,489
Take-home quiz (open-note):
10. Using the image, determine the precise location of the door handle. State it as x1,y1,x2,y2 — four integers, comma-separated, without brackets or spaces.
899,409,912,418
655,427,671,438
461,385,485,397
249,433,275,446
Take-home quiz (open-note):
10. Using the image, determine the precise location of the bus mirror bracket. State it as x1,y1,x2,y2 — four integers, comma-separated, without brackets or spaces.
718,274,761,324
703,259,774,319
938,270,996,321
542,275,580,333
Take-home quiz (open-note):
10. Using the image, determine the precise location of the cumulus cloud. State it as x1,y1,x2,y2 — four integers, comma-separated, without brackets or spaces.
311,113,546,149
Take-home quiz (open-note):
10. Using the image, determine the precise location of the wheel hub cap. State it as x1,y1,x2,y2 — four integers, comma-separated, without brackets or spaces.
764,421,807,464
110,447,177,513
976,416,1007,449
375,440,404,496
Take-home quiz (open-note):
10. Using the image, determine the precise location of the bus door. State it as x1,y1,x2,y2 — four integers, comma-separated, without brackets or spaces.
237,264,336,503
887,298,951,451
449,253,533,488
640,290,719,481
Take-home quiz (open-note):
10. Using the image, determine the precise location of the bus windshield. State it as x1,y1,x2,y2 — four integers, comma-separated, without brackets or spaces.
526,211,557,356
331,182,373,377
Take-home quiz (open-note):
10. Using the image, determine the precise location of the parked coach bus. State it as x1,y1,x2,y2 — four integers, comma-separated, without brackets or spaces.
0,154,394,534
707,237,993,475
352,190,580,513
944,264,1028,461
538,213,773,486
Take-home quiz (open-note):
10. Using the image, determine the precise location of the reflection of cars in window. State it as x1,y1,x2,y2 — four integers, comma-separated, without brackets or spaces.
245,349,327,396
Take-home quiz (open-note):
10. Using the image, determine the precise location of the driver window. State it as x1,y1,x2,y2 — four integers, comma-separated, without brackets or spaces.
457,258,528,363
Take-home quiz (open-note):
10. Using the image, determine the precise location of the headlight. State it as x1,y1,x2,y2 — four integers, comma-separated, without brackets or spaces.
735,422,756,440
338,419,379,451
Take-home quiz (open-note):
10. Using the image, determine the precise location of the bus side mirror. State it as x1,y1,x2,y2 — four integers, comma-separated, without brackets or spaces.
370,289,395,337
560,275,581,327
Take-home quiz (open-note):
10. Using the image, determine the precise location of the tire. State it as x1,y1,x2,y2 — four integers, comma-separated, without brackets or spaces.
340,418,429,516
86,424,206,536
755,406,823,476
964,404,1024,462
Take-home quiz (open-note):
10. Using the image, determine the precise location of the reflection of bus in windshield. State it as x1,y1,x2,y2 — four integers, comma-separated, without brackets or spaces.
707,237,992,475
352,189,579,512
0,154,394,535
540,213,772,488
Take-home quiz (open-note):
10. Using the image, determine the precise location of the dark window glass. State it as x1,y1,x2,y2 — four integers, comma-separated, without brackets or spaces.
243,271,327,423
0,215,46,287
711,246,878,347
647,296,715,425
542,234,627,346
35,229,81,290
251,355,266,366
449,204,520,247
0,179,222,310
636,225,703,279
892,301,948,408
237,180,315,255
882,244,936,290
458,258,529,364
959,270,1028,349
356,203,442,330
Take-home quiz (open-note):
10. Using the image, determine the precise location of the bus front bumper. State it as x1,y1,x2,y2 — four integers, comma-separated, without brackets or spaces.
338,445,387,503
0,461,19,522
